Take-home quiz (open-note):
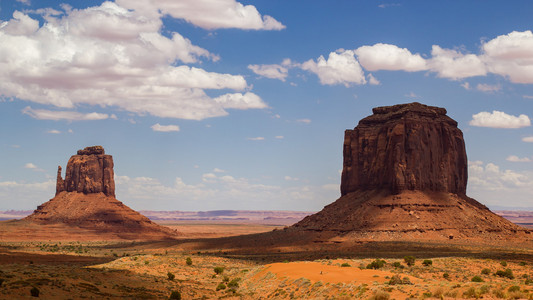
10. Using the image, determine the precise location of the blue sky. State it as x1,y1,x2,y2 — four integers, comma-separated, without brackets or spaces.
1,0,532,211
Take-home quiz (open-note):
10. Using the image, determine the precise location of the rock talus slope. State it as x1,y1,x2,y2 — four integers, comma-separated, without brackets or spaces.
21,146,177,240
294,102,528,240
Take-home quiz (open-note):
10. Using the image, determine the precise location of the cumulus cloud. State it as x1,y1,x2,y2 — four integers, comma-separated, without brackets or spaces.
46,129,61,134
151,123,180,132
22,107,111,121
24,163,38,169
468,161,533,208
300,50,366,87
247,137,265,141
0,2,268,121
523,136,533,142
248,64,288,81
469,111,531,128
0,180,55,210
428,46,487,79
117,0,285,31
506,155,531,162
296,118,311,124
355,43,427,72
214,92,267,110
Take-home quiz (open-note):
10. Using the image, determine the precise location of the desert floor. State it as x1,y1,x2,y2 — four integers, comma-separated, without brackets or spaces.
0,221,532,299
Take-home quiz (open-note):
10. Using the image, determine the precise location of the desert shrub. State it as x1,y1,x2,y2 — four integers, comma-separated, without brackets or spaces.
367,259,386,269
443,272,450,279
214,266,225,275
492,288,505,298
30,286,40,297
387,275,411,285
422,259,433,266
472,275,484,282
222,276,229,283
463,287,480,299
508,285,520,292
167,272,175,281
392,261,403,269
495,269,514,279
481,268,491,275
404,256,415,266
216,283,226,291
433,287,444,298
0,278,4,286
500,261,508,267
479,285,490,295
186,257,192,266
169,290,181,300
144,260,149,265
368,290,390,300
341,263,351,267
227,278,240,289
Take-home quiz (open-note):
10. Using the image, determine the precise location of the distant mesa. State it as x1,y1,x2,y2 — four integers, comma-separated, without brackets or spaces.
292,102,529,240
4,146,177,241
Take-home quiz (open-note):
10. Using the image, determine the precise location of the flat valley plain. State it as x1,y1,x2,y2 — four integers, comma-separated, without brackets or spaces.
0,220,532,300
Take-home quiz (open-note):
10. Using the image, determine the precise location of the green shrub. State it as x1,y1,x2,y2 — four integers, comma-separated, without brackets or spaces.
186,257,192,266
463,287,479,299
500,261,507,267
341,262,351,267
216,283,226,291
443,272,450,279
368,290,390,300
471,275,484,282
214,266,225,274
392,261,403,268
367,259,386,269
144,260,149,265
30,286,40,297
495,269,514,279
422,259,433,266
404,256,415,266
227,278,240,289
169,290,181,300
387,275,411,285
519,261,527,266
481,268,491,275
167,272,175,281
508,285,520,292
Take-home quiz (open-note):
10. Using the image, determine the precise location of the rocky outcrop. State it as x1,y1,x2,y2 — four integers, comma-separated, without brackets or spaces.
56,146,115,197
21,146,177,240
341,102,467,195
292,102,528,240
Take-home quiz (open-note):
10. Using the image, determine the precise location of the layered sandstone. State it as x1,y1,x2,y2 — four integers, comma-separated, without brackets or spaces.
56,146,115,197
293,102,528,240
341,102,467,195
20,146,177,240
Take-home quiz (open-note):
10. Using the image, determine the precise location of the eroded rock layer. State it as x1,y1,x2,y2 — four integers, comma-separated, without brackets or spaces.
341,102,467,195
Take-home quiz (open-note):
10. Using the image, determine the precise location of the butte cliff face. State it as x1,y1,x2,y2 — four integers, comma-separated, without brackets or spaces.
21,146,177,240
56,145,115,197
294,102,527,240
341,102,467,195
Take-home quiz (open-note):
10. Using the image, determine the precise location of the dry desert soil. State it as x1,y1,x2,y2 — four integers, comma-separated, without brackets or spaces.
0,221,532,299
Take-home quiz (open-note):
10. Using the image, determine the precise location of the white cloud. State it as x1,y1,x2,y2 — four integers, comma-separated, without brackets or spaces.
296,118,311,124
151,123,180,132
247,137,265,141
22,107,110,121
522,136,533,142
248,64,288,81
506,155,531,162
213,168,225,173
469,111,531,129
300,50,366,87
24,163,38,169
118,0,285,31
468,161,533,208
461,82,471,90
0,180,55,210
481,30,533,84
46,129,61,134
275,135,284,139
476,83,501,93
355,43,427,72
367,73,380,85
214,92,267,110
284,176,299,181
0,3,267,121
428,45,487,79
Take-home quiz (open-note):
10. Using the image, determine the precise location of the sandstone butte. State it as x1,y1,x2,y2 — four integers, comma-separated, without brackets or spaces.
2,146,177,241
290,102,530,240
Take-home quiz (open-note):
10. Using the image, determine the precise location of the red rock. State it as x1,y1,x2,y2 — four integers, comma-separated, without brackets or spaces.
341,102,467,195
57,145,115,197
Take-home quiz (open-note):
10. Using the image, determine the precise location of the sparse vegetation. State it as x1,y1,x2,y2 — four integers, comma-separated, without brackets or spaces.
216,283,226,291
368,290,390,300
481,268,491,275
471,275,484,282
443,272,450,279
495,269,515,279
404,256,415,266
169,290,181,300
186,257,192,266
214,266,225,275
366,259,386,269
167,272,175,281
422,259,432,266
341,262,351,267
30,286,40,297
